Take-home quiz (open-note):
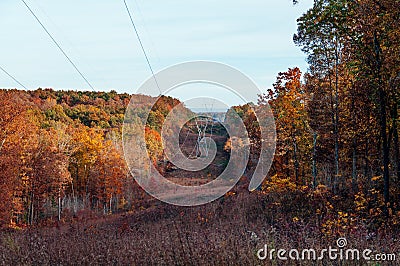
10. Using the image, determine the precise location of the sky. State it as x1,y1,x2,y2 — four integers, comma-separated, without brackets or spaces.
1,0,313,107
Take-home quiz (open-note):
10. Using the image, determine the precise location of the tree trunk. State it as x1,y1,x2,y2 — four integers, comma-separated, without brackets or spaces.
351,88,358,192
392,105,400,182
374,32,390,205
333,36,340,191
364,139,370,179
293,139,299,185
71,178,77,215
30,192,34,226
58,188,62,221
379,88,390,205
352,138,357,192
109,195,113,214
312,132,318,189
0,137,6,153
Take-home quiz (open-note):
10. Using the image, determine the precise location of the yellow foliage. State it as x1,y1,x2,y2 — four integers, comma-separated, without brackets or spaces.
371,175,382,181
354,192,367,212
262,174,297,193
225,191,236,197
321,211,356,237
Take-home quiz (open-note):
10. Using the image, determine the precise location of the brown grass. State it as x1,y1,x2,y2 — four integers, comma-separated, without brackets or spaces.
0,191,398,265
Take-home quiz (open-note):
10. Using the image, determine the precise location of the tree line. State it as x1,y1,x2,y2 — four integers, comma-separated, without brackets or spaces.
0,88,181,226
0,0,398,231
230,0,399,229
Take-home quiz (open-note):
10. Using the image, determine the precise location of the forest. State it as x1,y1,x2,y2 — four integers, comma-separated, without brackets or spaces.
0,0,399,264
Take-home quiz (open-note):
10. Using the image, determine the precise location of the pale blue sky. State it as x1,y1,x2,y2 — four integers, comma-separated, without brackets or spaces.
1,0,313,106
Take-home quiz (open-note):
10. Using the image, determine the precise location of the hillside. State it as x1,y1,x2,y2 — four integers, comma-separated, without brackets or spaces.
0,88,191,226
1,0,399,263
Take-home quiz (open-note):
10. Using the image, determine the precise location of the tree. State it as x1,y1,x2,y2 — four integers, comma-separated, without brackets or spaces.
69,125,104,211
346,0,400,205
260,68,312,185
0,91,28,226
294,0,352,190
20,128,71,225
90,141,127,214
294,0,400,207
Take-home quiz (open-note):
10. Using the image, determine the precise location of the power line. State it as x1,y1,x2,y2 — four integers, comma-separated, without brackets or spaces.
21,0,95,91
0,66,28,90
133,0,161,64
123,0,162,95
30,0,111,88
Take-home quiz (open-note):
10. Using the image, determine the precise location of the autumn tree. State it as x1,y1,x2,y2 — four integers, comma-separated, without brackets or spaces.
90,141,127,214
69,125,104,211
0,91,29,226
344,0,400,205
20,127,71,225
260,68,312,185
293,0,354,190
294,0,399,208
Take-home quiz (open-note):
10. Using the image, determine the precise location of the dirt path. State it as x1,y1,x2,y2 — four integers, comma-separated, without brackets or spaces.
163,122,229,186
